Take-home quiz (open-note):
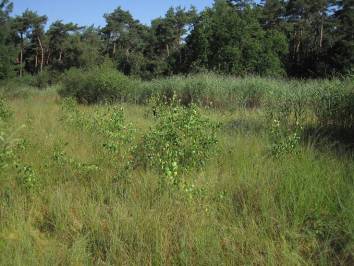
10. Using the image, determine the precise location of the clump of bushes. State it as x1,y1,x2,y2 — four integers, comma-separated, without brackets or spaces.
0,70,61,92
59,64,134,104
0,99,14,173
134,97,219,189
0,98,11,122
0,76,35,98
60,98,134,159
30,70,52,89
268,118,302,157
0,129,14,171
0,102,13,176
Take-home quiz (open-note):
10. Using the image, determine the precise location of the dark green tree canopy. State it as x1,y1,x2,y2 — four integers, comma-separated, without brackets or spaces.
0,0,14,79
0,0,353,79
186,0,288,75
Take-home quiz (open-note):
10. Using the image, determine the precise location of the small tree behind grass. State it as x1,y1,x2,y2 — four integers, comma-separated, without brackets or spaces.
134,97,219,190
0,97,11,122
0,98,14,173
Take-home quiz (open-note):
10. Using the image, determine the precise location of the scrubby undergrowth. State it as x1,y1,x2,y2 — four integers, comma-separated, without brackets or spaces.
59,68,354,134
0,79,353,265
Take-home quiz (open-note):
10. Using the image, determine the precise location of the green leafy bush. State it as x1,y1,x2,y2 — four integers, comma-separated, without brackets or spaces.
2,69,59,91
90,106,135,157
16,165,39,191
30,70,51,89
0,98,11,122
60,98,134,158
0,99,14,173
59,98,82,127
52,146,100,179
0,130,14,171
59,64,134,104
268,118,302,157
263,85,308,156
134,99,218,189
0,76,38,99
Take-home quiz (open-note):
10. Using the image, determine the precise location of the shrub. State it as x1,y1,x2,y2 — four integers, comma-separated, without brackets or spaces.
268,118,302,157
60,98,134,159
0,98,11,122
0,130,14,171
52,146,100,180
134,98,219,189
0,99,14,173
90,106,135,157
263,84,309,156
59,97,83,127
30,70,51,89
0,85,34,99
59,64,134,104
16,165,40,191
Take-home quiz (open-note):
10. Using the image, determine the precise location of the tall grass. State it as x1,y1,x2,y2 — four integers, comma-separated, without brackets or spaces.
0,87,353,265
59,67,354,132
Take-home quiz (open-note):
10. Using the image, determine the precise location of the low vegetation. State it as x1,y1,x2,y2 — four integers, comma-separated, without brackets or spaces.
0,0,354,264
1,0,354,83
60,67,354,132
0,73,353,264
59,64,135,104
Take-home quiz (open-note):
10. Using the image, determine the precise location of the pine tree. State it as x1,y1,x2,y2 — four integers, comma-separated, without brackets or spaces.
330,0,354,73
47,21,80,71
0,0,14,79
186,0,288,75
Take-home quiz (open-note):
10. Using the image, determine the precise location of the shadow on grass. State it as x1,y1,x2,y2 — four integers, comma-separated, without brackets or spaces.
223,117,265,135
303,125,354,154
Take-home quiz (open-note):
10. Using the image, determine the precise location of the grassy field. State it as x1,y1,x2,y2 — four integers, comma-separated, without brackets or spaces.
0,84,353,265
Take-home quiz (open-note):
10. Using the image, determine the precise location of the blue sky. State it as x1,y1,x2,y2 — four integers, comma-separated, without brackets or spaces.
12,0,214,27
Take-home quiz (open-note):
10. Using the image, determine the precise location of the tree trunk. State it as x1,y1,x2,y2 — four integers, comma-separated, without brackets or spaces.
113,42,116,56
176,33,182,64
293,31,297,59
59,49,63,62
38,36,44,72
319,19,324,49
46,49,50,65
166,44,170,57
19,34,23,77
296,29,302,61
20,47,23,77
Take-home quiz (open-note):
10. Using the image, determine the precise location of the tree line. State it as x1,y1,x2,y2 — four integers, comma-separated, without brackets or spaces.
0,0,353,80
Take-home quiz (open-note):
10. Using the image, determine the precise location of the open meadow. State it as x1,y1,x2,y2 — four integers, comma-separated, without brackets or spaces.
1,0,354,264
0,74,353,265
